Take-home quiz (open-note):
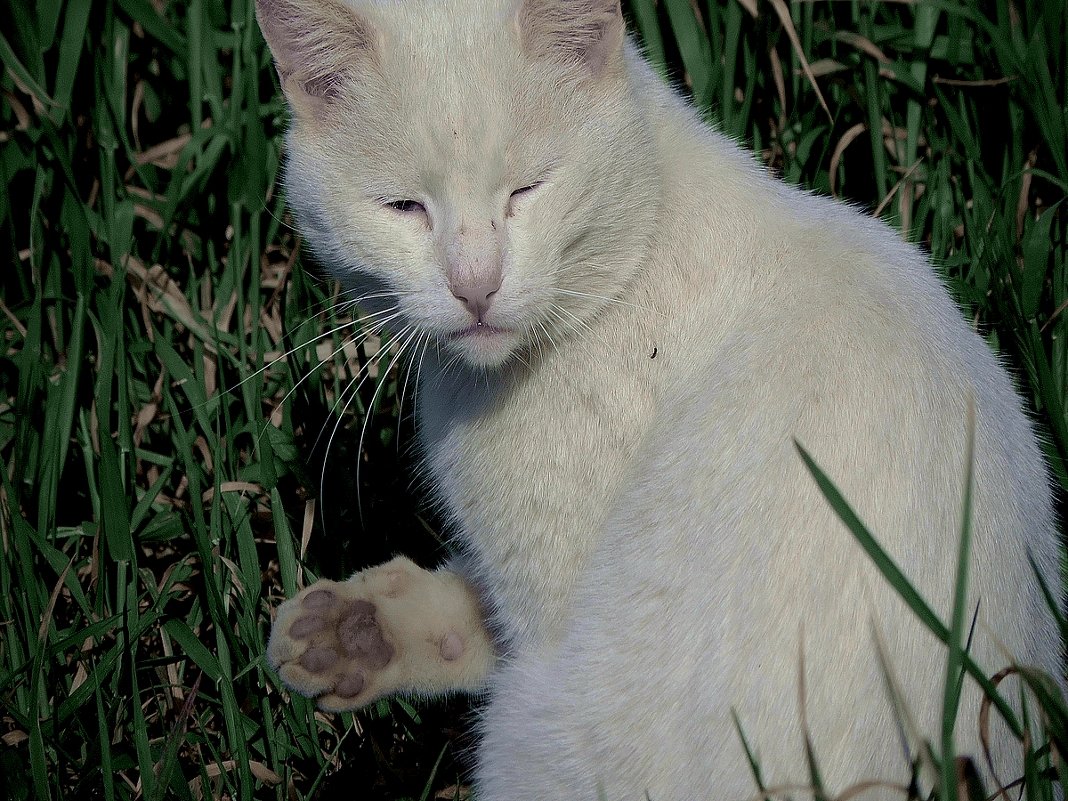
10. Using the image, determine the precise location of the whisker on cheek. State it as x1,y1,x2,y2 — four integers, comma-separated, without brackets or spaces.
316,322,417,524
351,324,423,519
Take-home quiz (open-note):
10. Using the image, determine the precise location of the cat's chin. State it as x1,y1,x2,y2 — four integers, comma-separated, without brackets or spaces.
443,324,521,370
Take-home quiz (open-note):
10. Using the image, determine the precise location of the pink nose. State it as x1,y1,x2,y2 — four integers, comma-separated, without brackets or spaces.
450,277,501,320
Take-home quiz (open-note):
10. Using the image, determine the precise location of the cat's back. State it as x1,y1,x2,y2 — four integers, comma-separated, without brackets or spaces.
662,120,1023,437
632,114,1059,664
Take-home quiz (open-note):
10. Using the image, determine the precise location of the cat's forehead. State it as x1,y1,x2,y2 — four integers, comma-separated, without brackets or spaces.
353,61,518,188
344,10,558,181
314,0,598,194
359,0,517,34
381,10,528,102
359,0,519,62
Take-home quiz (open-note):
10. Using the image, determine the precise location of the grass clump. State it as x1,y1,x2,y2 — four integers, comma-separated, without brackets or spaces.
0,0,1064,798
2,0,460,798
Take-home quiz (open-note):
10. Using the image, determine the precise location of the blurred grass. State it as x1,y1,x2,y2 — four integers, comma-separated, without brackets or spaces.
0,0,1064,798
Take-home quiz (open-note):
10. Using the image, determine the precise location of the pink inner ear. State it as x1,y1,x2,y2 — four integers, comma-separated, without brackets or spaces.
298,71,343,101
255,0,376,101
518,0,624,74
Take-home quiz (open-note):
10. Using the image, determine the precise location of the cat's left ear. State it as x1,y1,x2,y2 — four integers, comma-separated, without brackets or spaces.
517,0,625,76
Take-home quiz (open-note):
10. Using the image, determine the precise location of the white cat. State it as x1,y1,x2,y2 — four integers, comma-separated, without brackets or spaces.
256,1,1062,798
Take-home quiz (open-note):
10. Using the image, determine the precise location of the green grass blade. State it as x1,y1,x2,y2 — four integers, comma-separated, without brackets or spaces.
940,404,977,801
793,440,1023,738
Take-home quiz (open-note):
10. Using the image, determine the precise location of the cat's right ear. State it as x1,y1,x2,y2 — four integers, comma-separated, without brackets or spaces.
517,0,625,77
255,0,377,116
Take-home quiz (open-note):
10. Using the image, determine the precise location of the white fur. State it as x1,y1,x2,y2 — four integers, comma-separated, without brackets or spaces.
258,1,1062,798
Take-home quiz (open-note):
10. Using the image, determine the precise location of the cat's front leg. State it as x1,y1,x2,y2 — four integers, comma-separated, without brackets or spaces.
267,557,496,710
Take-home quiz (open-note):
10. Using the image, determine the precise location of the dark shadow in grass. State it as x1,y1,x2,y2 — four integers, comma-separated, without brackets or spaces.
272,293,482,798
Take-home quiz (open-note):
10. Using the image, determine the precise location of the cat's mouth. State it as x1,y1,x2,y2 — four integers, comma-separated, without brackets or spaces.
441,322,521,368
447,322,512,340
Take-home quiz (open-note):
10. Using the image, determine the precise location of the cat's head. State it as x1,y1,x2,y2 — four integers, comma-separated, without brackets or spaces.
257,0,660,369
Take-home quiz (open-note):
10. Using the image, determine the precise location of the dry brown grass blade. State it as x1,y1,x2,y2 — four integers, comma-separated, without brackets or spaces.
0,294,28,338
1,730,29,747
434,785,472,801
300,499,315,563
873,158,924,220
806,58,849,78
1039,297,1068,333
125,186,167,231
248,762,283,785
745,783,823,801
932,76,1015,88
1015,151,1038,240
133,368,166,448
769,47,787,128
977,666,1018,801
3,89,31,131
200,481,266,504
735,0,758,18
955,756,985,801
133,133,191,169
122,255,216,346
829,122,867,197
767,0,831,122
835,31,891,64
38,560,73,642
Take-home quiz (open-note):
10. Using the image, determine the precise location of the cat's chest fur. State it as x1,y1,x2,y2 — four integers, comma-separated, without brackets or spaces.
416,314,668,647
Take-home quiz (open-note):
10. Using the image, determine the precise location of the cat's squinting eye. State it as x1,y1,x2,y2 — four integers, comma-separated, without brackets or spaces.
507,182,543,216
385,199,426,215
510,182,542,199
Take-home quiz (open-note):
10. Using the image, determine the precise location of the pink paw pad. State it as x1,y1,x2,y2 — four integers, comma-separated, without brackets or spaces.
289,615,326,638
338,600,394,669
335,671,365,699
301,588,336,609
300,646,338,673
440,632,464,661
383,569,408,598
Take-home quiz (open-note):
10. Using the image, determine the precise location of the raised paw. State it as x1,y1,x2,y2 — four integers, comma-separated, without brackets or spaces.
267,557,496,710
269,582,403,709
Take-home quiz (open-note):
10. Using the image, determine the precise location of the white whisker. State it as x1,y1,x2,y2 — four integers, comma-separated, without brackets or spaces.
353,324,423,520
255,307,406,448
396,331,431,446
218,298,403,402
544,304,602,360
555,286,660,316
310,315,407,456
316,323,416,526
536,319,559,356
411,331,431,417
